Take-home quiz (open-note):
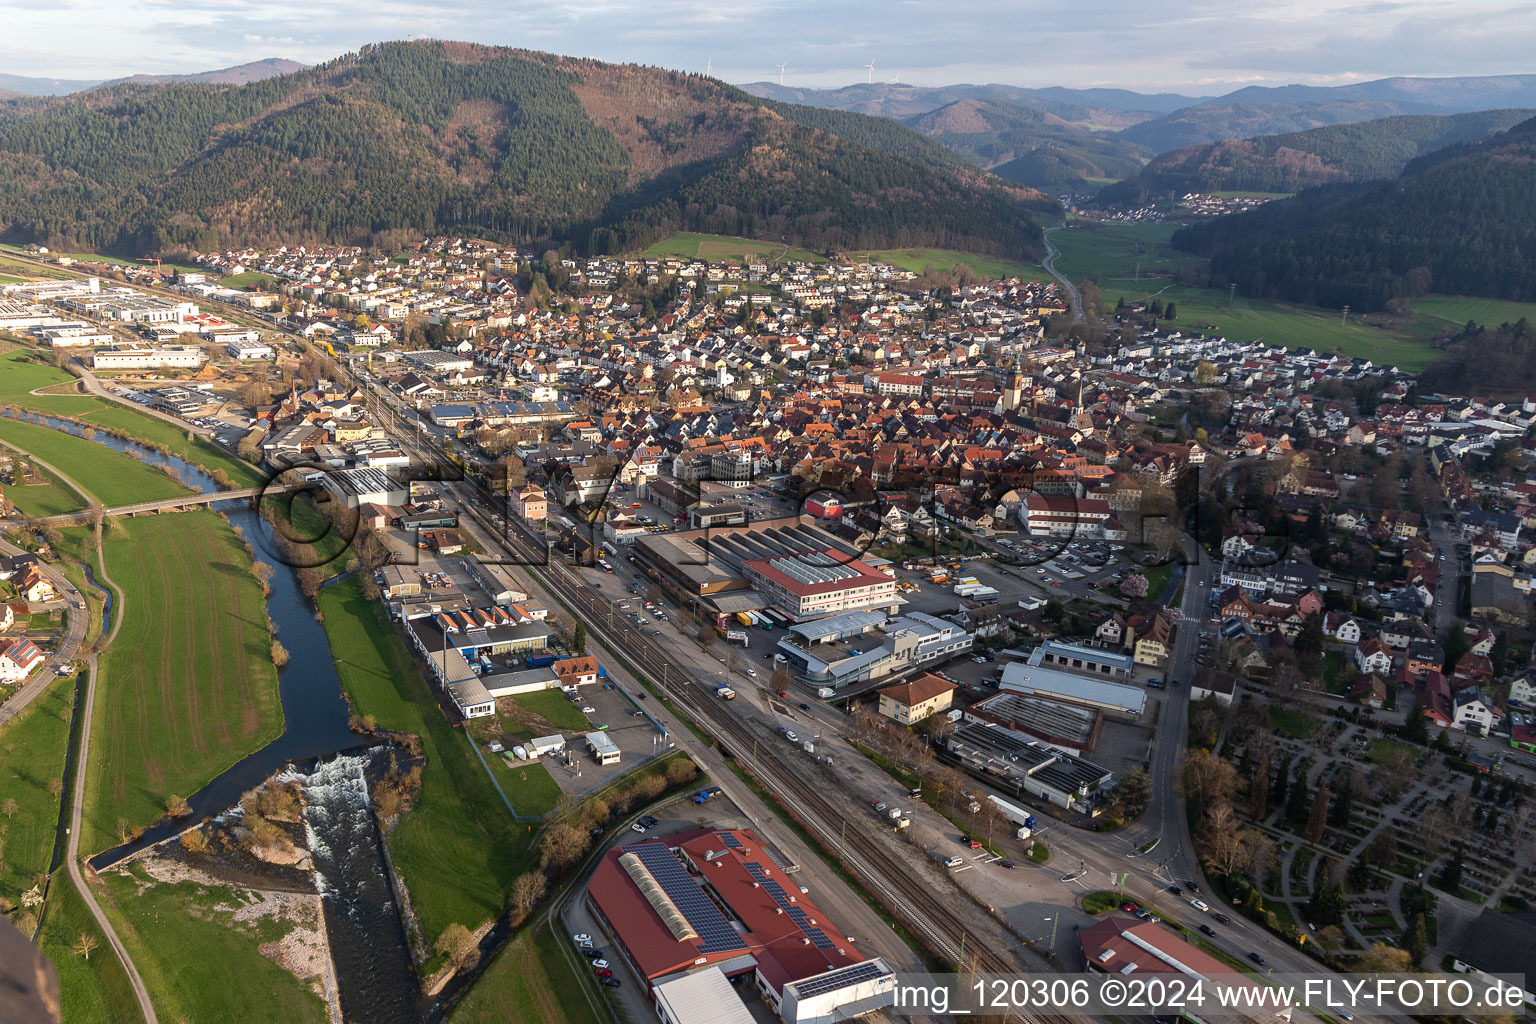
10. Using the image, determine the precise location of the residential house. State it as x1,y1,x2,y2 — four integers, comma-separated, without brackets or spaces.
0,638,44,681
1453,686,1500,735
1323,612,1362,644
1354,637,1394,675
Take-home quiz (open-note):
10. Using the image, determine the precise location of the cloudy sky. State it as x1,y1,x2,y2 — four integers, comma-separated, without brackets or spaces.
5,0,1534,93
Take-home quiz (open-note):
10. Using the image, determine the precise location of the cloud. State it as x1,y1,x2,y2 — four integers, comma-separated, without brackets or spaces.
0,0,1532,91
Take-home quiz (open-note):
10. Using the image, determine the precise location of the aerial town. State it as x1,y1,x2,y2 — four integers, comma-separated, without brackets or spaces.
3,223,1534,1024
1,23,1536,1024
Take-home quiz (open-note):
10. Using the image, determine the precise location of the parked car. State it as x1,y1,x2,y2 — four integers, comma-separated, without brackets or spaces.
571,933,591,944
581,706,596,713
601,978,621,988
582,948,602,959
592,960,610,970
639,816,658,828
1120,901,1141,913
630,822,648,833
594,968,613,978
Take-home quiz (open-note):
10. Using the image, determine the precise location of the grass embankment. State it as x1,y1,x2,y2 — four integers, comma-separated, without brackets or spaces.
316,578,530,946
0,349,263,487
640,232,825,264
93,865,328,1024
0,416,189,507
449,921,607,1024
849,247,1048,281
262,493,352,578
3,460,87,517
219,272,277,289
0,676,73,905
36,873,141,1024
510,689,594,732
78,512,283,854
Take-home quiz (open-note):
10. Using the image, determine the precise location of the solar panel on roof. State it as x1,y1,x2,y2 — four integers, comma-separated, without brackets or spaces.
745,863,835,948
790,960,890,998
628,844,747,954
715,832,744,850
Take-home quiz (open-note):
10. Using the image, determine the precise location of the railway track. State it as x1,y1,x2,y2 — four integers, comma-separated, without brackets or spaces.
374,403,1080,1024
437,481,1081,1024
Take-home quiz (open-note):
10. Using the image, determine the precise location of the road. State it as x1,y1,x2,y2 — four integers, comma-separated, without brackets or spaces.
61,528,160,1024
1042,225,1085,322
64,357,215,438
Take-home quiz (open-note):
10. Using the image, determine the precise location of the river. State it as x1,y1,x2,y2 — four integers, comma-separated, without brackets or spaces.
5,410,422,1021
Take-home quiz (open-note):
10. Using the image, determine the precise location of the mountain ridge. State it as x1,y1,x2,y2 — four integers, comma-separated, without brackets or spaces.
1172,115,1536,312
0,41,1050,260
1099,108,1535,204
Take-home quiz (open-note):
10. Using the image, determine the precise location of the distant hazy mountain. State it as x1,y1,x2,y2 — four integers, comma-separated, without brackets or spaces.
1101,108,1534,203
104,58,306,88
739,82,1165,128
0,41,1051,260
747,74,1536,178
0,72,103,96
900,98,1152,191
1173,116,1536,311
0,59,303,97
1118,75,1536,151
1195,74,1536,111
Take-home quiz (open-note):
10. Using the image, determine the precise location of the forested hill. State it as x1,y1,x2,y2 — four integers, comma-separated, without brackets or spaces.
0,40,1053,258
1171,116,1536,313
1100,109,1534,205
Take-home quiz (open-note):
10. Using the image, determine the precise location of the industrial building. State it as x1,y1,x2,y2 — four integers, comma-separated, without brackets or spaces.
743,550,901,621
1029,639,1134,681
91,345,207,370
947,720,1114,813
630,516,896,623
585,828,895,1024
963,691,1103,756
405,608,553,718
1079,917,1293,1022
319,466,409,508
464,558,529,606
1000,661,1146,718
775,611,972,688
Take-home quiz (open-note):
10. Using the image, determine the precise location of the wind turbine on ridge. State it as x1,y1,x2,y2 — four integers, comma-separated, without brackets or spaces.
864,59,875,84
706,58,713,75
776,61,788,86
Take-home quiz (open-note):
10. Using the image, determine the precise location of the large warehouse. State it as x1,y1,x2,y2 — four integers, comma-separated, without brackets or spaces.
946,721,1114,813
1000,662,1146,718
586,828,895,1024
631,515,897,622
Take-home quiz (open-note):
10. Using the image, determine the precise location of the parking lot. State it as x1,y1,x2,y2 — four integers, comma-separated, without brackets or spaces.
526,680,673,799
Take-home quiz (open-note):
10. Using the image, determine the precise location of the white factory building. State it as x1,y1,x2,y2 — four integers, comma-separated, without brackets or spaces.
91,345,208,370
